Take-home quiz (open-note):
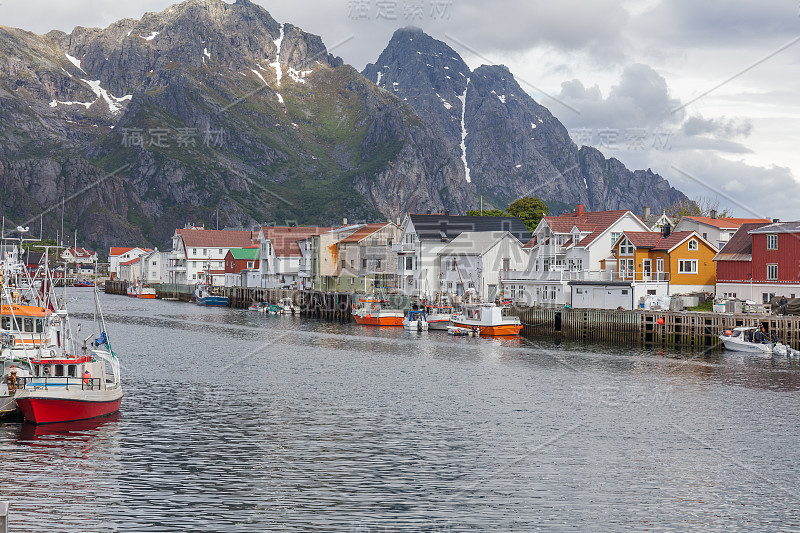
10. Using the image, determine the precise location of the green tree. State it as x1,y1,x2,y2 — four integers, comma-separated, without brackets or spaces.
507,197,550,232
466,208,509,217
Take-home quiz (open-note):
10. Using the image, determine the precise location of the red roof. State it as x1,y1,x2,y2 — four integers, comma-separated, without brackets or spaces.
682,216,771,229
715,222,771,260
120,257,140,266
339,223,392,244
66,247,95,257
109,247,135,256
622,231,705,252
522,236,538,248
261,226,332,257
178,229,257,248
544,210,631,247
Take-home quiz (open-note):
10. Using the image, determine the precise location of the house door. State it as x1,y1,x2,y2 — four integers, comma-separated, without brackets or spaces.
643,259,652,281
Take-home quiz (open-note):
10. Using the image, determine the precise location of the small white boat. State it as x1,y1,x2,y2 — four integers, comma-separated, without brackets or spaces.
424,304,455,330
719,327,774,354
278,297,296,315
248,302,269,312
403,309,428,331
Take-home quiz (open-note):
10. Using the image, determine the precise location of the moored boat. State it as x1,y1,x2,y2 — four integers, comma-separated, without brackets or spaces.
424,304,455,330
719,327,775,354
127,282,156,299
194,285,228,307
450,294,522,337
352,296,404,326
73,280,94,288
402,309,429,331
278,297,296,315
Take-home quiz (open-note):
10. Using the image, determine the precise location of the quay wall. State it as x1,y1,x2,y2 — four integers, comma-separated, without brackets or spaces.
509,306,800,350
102,281,800,349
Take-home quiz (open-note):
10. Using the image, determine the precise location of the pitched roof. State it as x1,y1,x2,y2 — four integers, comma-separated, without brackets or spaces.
228,247,259,260
621,230,715,253
522,236,538,248
178,229,257,248
682,216,771,229
66,247,95,257
120,257,140,266
408,214,531,243
339,223,393,244
748,221,800,234
109,247,135,256
714,222,771,261
260,226,332,257
544,210,633,247
437,231,521,256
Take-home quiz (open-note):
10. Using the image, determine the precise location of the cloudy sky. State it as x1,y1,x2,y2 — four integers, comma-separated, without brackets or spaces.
5,0,800,219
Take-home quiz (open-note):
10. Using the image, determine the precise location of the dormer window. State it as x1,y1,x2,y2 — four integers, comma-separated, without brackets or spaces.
619,237,634,256
688,239,698,251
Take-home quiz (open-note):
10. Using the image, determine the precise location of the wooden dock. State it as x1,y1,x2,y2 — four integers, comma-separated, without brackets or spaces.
103,281,354,320
510,306,800,349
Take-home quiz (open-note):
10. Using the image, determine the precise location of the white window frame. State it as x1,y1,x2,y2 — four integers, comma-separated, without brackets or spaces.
767,234,778,250
767,263,778,280
687,239,698,251
678,259,698,274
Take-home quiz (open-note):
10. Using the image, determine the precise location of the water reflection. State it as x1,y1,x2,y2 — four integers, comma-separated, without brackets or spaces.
1,291,798,531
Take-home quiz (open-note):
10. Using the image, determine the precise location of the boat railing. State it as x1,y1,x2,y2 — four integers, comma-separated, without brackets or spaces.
14,376,102,391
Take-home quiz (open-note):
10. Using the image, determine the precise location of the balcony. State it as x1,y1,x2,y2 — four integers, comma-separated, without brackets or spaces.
500,269,670,283
391,243,416,253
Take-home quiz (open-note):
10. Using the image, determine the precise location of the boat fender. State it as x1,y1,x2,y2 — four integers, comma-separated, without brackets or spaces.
417,320,422,332
43,365,50,376
83,370,92,386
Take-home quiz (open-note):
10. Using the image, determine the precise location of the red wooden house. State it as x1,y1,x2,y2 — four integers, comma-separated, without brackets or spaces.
714,221,800,303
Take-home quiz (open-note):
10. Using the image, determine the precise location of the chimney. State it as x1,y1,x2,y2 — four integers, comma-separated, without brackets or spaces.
577,204,584,217
343,217,348,226
643,206,651,219
710,209,717,219
662,222,671,238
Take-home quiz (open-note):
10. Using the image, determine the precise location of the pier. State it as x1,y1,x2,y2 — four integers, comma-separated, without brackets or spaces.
102,281,799,349
510,306,800,349
104,281,355,320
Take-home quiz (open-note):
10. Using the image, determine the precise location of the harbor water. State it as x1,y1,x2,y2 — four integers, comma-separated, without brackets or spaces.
1,290,799,531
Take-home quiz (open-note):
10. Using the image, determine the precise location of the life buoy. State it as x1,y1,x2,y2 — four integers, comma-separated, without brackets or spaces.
43,366,50,376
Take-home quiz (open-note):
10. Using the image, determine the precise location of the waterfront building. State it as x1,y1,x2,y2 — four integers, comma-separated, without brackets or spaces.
257,226,333,289
715,221,800,303
224,247,260,288
395,213,532,300
674,214,771,250
437,231,528,302
501,205,650,307
109,247,152,279
335,222,401,294
570,228,719,309
166,226,257,285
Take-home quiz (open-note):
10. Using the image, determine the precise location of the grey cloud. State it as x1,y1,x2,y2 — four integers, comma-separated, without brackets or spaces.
682,115,753,139
552,63,683,130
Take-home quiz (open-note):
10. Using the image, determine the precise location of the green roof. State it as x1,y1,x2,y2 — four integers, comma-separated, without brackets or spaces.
228,247,259,260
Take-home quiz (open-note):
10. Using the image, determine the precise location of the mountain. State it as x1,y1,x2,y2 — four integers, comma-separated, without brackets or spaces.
362,27,688,214
0,4,688,252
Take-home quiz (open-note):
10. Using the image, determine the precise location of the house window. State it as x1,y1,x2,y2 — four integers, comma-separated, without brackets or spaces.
192,249,197,255
350,260,354,268
767,264,778,280
406,257,413,270
678,260,698,273
503,258,510,270
376,259,381,269
362,259,367,268
622,289,629,295
451,258,457,271
702,232,708,240
656,258,664,272
219,249,223,255
447,282,453,289
247,261,254,269
387,238,392,246
688,239,698,251
203,249,207,256
610,232,621,244
619,238,634,255
767,234,778,250
647,290,656,295
762,292,775,304
341,259,346,268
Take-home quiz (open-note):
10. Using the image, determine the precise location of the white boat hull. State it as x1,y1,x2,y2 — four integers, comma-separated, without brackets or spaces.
719,336,773,354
